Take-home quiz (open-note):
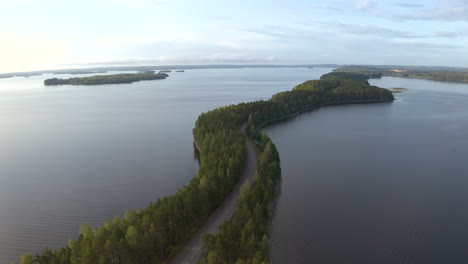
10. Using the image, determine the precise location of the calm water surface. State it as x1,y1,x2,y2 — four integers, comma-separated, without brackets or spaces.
0,67,331,263
266,77,468,263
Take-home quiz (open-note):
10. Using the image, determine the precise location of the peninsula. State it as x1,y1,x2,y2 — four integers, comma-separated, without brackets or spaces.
20,72,394,264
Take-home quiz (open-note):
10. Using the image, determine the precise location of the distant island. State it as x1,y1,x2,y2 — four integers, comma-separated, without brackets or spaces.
335,65,468,83
175,70,185,72
44,72,169,86
2,64,467,81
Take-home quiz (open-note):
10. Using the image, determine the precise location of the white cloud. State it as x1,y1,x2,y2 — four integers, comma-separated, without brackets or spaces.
92,33,198,46
67,53,279,67
346,23,457,38
400,0,468,21
354,0,373,10
215,37,281,51
205,53,254,62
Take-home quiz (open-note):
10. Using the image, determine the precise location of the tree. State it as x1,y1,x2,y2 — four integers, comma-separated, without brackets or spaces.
20,254,33,264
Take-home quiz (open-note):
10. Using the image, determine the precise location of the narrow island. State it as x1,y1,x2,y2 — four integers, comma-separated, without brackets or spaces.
43,72,169,86
20,72,394,264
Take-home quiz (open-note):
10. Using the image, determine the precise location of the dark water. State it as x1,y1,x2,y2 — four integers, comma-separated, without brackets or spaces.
266,77,468,264
0,67,332,263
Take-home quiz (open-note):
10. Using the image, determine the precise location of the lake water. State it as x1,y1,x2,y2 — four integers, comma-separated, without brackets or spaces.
0,67,332,263
265,77,468,263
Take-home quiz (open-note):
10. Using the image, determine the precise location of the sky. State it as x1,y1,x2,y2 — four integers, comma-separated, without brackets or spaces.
1,0,467,73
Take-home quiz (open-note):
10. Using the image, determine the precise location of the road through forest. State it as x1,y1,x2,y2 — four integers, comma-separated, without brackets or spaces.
171,124,258,264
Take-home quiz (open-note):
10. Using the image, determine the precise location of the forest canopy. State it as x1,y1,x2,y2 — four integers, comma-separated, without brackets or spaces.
43,73,169,86
334,65,468,83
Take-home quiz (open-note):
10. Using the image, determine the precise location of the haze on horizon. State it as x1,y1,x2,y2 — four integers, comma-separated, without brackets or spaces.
1,0,467,73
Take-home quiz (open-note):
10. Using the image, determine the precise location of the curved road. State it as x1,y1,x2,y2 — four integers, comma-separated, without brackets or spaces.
171,125,258,264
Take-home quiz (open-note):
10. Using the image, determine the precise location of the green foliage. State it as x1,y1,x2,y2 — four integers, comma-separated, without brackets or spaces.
335,65,468,83
200,136,280,264
25,73,393,264
320,71,372,81
333,66,385,78
43,73,169,86
20,255,34,264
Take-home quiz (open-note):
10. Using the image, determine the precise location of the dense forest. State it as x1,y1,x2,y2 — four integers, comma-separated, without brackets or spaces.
200,134,280,264
43,73,169,86
335,65,468,83
18,72,393,264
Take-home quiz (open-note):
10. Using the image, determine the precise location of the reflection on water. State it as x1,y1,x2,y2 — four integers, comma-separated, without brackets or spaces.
265,77,468,264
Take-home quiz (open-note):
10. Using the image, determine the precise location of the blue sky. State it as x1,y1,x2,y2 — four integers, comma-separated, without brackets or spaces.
1,0,467,72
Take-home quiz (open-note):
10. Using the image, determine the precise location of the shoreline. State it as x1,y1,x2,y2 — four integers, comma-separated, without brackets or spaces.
256,99,394,133
256,98,394,264
179,100,394,263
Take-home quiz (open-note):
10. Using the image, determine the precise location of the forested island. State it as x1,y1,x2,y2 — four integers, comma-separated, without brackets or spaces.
18,72,393,264
43,72,169,86
335,65,468,83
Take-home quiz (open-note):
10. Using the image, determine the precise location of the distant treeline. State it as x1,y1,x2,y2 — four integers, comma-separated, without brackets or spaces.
18,72,393,264
43,73,169,86
335,65,468,83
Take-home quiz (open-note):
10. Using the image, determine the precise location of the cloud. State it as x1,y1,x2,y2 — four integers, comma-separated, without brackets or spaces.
354,0,373,11
214,32,281,51
394,3,424,8
312,0,377,14
331,22,460,39
236,26,291,38
235,25,319,40
233,22,461,58
388,40,461,50
92,33,198,46
411,31,458,38
210,16,234,21
68,53,278,66
205,53,256,62
399,0,468,21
